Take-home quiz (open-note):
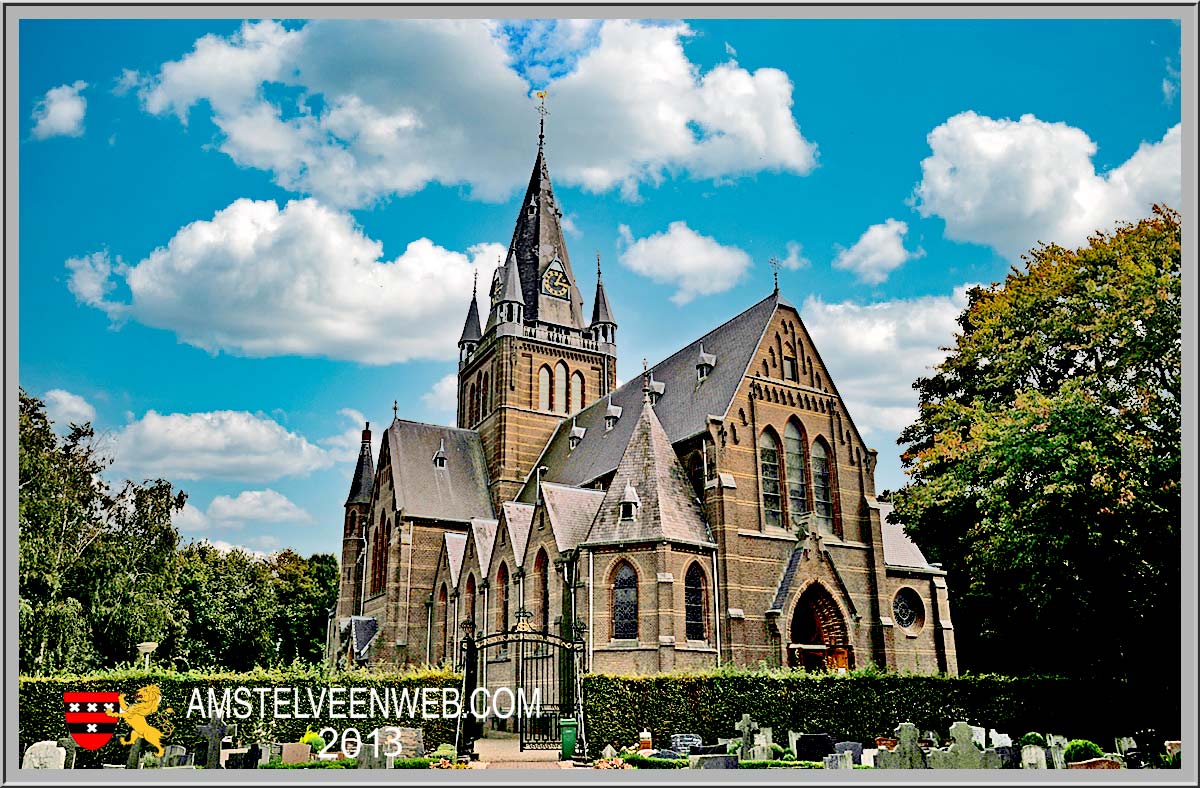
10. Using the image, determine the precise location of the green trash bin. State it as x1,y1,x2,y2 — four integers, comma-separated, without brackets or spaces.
559,718,578,760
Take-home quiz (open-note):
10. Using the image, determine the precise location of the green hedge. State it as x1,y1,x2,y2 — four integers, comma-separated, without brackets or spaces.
582,667,1170,759
259,758,358,769
19,665,460,769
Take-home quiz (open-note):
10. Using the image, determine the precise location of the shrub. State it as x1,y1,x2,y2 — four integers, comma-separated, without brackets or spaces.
260,757,358,769
299,728,326,753
1017,732,1047,748
620,752,688,769
393,757,436,769
769,742,785,759
739,759,821,768
1063,739,1104,763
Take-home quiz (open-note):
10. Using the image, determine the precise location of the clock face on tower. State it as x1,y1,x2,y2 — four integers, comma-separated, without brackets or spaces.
541,260,570,299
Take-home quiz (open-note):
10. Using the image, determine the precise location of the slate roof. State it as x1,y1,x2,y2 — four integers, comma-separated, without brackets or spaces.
444,532,467,588
540,483,605,552
591,267,616,326
582,397,715,548
518,291,782,501
470,519,499,577
878,502,937,571
459,294,482,344
768,547,804,613
385,419,493,521
501,502,534,568
345,425,375,506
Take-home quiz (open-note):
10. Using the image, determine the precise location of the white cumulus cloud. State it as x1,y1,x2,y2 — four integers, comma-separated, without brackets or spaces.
65,198,503,364
914,112,1181,259
832,219,923,285
206,489,313,526
617,221,751,304
132,19,817,207
31,80,88,139
318,408,381,462
778,241,810,271
422,373,459,416
43,389,96,428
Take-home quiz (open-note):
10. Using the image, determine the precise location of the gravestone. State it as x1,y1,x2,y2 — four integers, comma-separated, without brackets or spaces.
692,743,726,756
990,730,1012,748
875,723,928,769
652,749,683,760
671,734,702,755
357,741,391,769
734,714,759,762
1067,758,1122,769
395,727,425,758
787,731,802,758
1021,745,1047,769
794,733,835,762
1046,735,1067,769
993,746,1019,769
246,744,268,768
930,721,1003,770
748,744,772,761
835,741,863,765
969,725,986,749
861,748,878,768
125,737,145,769
601,745,618,760
56,737,78,770
823,751,853,770
689,754,738,769
196,716,228,769
280,743,312,764
757,727,773,747
220,748,249,768
1115,738,1137,755
23,741,67,769
163,745,189,768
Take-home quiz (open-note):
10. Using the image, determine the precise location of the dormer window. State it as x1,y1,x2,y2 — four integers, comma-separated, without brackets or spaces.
696,343,717,382
647,374,665,405
619,483,640,520
432,438,448,469
568,422,586,450
605,401,623,431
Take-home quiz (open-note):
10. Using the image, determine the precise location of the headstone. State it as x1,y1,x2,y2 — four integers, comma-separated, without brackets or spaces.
1046,735,1067,769
196,716,228,769
356,741,389,769
757,727,773,747
835,741,863,765
220,748,249,768
651,749,683,760
969,725,986,749
245,744,268,768
794,733,835,762
787,731,802,758
692,743,726,756
993,746,1019,769
823,751,853,770
639,728,653,750
601,744,618,760
876,723,927,769
395,726,425,758
689,754,738,769
22,741,67,769
163,745,189,768
930,721,1003,770
1021,745,1046,769
56,737,78,770
280,743,312,764
125,737,145,769
670,734,702,755
748,744,772,761
1114,737,1137,756
990,729,1012,748
734,714,759,762
1067,758,1122,769
861,748,878,768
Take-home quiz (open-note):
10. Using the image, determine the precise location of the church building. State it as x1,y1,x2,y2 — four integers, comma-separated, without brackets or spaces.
329,127,957,678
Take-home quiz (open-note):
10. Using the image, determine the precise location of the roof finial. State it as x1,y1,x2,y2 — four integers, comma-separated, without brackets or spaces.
642,357,650,403
392,400,398,420
472,269,478,299
769,256,781,293
596,251,602,278
535,90,548,150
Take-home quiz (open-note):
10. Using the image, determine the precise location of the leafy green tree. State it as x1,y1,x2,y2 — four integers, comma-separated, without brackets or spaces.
892,207,1180,681
269,550,339,665
18,389,186,674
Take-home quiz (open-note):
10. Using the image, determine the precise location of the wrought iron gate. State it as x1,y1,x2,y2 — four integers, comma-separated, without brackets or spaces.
456,610,587,755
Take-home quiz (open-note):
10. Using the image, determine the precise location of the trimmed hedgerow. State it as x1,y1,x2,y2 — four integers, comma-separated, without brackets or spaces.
581,666,1168,759
259,758,358,769
19,664,460,769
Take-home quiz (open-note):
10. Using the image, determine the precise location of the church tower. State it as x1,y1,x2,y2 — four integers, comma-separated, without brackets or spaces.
336,422,373,619
457,124,618,509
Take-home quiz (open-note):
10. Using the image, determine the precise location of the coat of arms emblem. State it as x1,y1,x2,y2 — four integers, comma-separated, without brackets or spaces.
62,691,120,750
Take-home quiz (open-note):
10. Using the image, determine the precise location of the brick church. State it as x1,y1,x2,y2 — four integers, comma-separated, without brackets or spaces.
329,130,958,678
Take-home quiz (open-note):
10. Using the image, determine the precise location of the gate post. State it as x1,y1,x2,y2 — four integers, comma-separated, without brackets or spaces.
456,620,482,760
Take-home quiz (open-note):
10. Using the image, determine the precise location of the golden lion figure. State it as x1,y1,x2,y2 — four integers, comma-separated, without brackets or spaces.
105,684,174,757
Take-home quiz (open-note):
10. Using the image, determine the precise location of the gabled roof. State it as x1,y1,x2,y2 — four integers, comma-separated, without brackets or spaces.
444,532,468,588
518,291,782,501
583,397,714,548
501,501,534,568
540,483,605,552
508,145,586,329
386,419,493,521
345,426,375,506
470,518,499,578
878,502,938,572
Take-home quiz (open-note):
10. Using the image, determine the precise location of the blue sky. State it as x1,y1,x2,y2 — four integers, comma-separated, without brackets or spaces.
19,17,1183,558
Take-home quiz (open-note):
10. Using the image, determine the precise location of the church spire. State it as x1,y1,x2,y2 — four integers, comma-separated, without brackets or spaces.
345,422,374,506
458,273,482,362
591,252,617,344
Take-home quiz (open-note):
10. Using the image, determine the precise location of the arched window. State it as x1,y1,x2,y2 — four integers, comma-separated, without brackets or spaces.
685,563,708,641
469,382,478,424
381,520,392,589
534,549,550,633
437,584,448,663
758,431,783,529
496,562,510,634
465,574,477,633
785,422,808,531
570,371,584,413
481,373,490,416
812,440,834,533
538,366,552,411
555,361,569,414
612,562,638,640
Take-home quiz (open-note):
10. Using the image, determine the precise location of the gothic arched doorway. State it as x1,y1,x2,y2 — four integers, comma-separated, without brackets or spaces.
788,583,853,672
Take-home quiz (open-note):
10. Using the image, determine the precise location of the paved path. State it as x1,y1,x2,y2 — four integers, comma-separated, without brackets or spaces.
473,734,570,769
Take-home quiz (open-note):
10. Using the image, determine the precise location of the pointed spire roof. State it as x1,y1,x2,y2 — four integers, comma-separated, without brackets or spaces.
345,422,375,506
507,143,586,329
582,398,714,548
459,288,482,345
500,252,524,304
591,255,616,326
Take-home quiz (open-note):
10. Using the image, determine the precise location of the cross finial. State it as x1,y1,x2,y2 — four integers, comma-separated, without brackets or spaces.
596,251,602,278
769,256,781,293
535,90,549,149
392,400,398,420
472,269,477,299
